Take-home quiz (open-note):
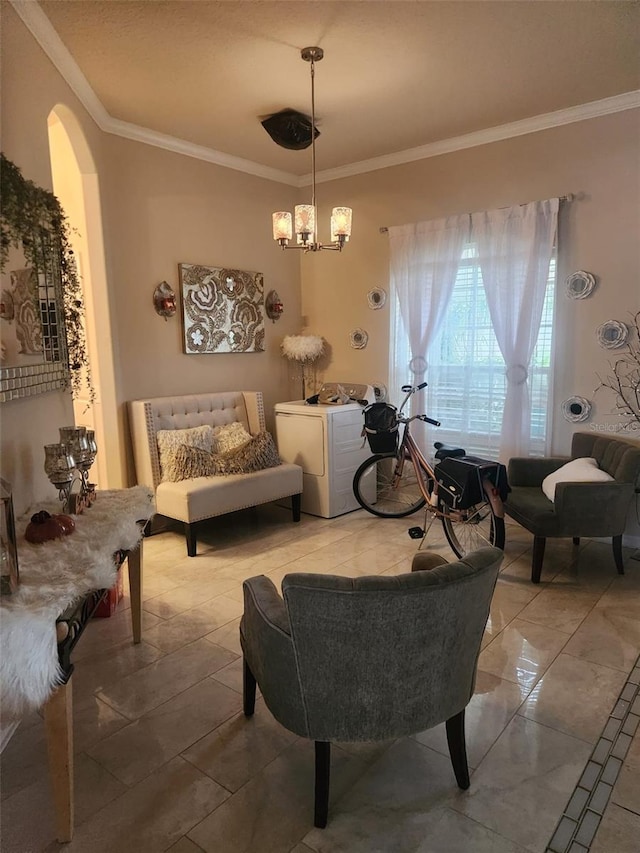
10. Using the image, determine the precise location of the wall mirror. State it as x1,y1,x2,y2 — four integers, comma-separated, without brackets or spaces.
0,235,69,402
1,156,71,403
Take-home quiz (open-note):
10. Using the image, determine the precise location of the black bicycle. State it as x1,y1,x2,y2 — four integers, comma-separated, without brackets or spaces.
352,383,506,557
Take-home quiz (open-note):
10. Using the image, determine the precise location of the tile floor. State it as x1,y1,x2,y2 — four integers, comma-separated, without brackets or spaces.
1,505,639,853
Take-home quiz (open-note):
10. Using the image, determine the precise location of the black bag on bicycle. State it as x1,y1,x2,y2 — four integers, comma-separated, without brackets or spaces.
436,456,509,510
362,402,398,453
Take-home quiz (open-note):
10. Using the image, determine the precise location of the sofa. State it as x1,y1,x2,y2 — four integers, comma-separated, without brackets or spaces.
505,431,640,582
128,391,303,556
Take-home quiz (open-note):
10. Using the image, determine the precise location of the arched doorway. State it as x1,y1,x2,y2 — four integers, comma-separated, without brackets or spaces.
47,105,121,488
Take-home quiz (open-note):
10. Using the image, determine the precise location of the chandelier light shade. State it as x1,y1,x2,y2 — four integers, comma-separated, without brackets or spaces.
272,212,293,242
272,47,352,253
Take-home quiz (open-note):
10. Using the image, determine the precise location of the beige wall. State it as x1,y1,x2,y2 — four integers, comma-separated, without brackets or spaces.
302,110,640,459
99,135,300,481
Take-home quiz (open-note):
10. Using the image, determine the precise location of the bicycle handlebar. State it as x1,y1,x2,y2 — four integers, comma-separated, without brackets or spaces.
419,415,441,427
398,413,441,427
398,382,436,422
401,382,428,393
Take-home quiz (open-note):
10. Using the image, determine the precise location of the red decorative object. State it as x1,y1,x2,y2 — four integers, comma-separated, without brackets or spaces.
93,566,124,618
25,510,75,544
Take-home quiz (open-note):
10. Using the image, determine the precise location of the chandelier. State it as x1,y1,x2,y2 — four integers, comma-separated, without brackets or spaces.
272,47,352,253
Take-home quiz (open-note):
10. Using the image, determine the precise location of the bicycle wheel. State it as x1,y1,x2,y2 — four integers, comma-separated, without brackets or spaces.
353,453,427,518
441,499,505,558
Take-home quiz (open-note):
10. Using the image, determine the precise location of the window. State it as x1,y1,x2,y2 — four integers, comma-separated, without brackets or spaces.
391,244,556,458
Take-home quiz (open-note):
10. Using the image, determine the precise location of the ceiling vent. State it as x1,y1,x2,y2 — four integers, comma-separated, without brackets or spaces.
261,108,320,150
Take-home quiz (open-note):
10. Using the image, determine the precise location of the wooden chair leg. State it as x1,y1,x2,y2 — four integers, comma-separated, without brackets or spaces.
243,658,257,716
573,537,580,546
185,523,196,557
314,741,331,828
612,535,625,575
445,710,470,790
531,536,546,583
292,493,301,522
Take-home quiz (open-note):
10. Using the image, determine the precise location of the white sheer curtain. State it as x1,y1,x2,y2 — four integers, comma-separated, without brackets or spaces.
472,199,558,461
388,215,470,413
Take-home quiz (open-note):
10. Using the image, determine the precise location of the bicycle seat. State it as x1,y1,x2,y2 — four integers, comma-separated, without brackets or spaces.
433,442,466,461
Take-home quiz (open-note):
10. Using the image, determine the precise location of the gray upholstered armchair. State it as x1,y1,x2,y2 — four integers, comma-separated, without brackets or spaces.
505,432,640,583
240,546,503,828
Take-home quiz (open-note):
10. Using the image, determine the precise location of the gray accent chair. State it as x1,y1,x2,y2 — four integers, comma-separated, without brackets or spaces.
240,546,503,828
505,432,640,583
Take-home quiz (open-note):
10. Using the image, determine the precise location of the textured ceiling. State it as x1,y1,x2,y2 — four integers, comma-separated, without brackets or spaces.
38,0,640,176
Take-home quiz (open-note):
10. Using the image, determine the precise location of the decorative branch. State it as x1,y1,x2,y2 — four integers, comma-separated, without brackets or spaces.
595,310,640,430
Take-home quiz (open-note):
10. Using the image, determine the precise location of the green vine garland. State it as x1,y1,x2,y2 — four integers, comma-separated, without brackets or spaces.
0,152,94,402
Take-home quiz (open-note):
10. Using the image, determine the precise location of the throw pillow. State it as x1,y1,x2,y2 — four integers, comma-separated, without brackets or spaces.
541,457,614,502
212,431,282,475
212,422,252,454
171,444,217,481
166,431,281,481
157,425,214,482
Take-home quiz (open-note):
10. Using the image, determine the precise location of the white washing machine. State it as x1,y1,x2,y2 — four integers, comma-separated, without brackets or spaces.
274,384,374,518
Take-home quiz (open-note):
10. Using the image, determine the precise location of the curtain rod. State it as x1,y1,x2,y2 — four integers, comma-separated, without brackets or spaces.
379,194,575,233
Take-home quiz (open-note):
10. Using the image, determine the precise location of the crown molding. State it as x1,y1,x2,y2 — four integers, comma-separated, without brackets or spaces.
106,118,299,186
11,0,111,129
10,0,298,186
12,1,640,189
309,90,640,185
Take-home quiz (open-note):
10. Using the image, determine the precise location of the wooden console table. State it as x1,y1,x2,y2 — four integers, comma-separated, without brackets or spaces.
0,486,153,843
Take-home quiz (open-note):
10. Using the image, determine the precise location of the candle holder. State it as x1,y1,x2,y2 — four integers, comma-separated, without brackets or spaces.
84,429,98,504
59,427,92,498
44,443,76,512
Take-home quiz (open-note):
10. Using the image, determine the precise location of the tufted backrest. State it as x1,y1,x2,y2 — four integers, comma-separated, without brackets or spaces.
279,546,502,742
571,432,640,485
128,391,266,489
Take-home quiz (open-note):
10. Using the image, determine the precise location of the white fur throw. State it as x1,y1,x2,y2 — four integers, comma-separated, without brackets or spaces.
0,486,154,717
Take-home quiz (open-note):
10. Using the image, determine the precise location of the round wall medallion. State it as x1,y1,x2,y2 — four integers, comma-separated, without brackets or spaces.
566,271,596,299
349,328,368,349
562,396,592,423
367,288,387,310
597,320,629,349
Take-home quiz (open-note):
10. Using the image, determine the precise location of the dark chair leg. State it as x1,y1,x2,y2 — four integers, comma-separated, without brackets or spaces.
445,710,470,790
243,658,256,716
292,493,301,522
185,523,197,557
314,741,331,828
531,536,546,583
573,537,580,546
612,535,625,575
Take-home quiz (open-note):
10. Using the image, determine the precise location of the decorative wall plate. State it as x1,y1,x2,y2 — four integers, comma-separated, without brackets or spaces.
562,396,592,423
597,320,629,349
566,270,596,299
367,288,387,310
349,328,368,349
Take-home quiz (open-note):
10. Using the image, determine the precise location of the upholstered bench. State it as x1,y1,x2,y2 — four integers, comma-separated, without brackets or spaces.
128,392,303,556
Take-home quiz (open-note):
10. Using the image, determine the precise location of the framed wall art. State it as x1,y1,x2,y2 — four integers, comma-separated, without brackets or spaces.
179,263,265,354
